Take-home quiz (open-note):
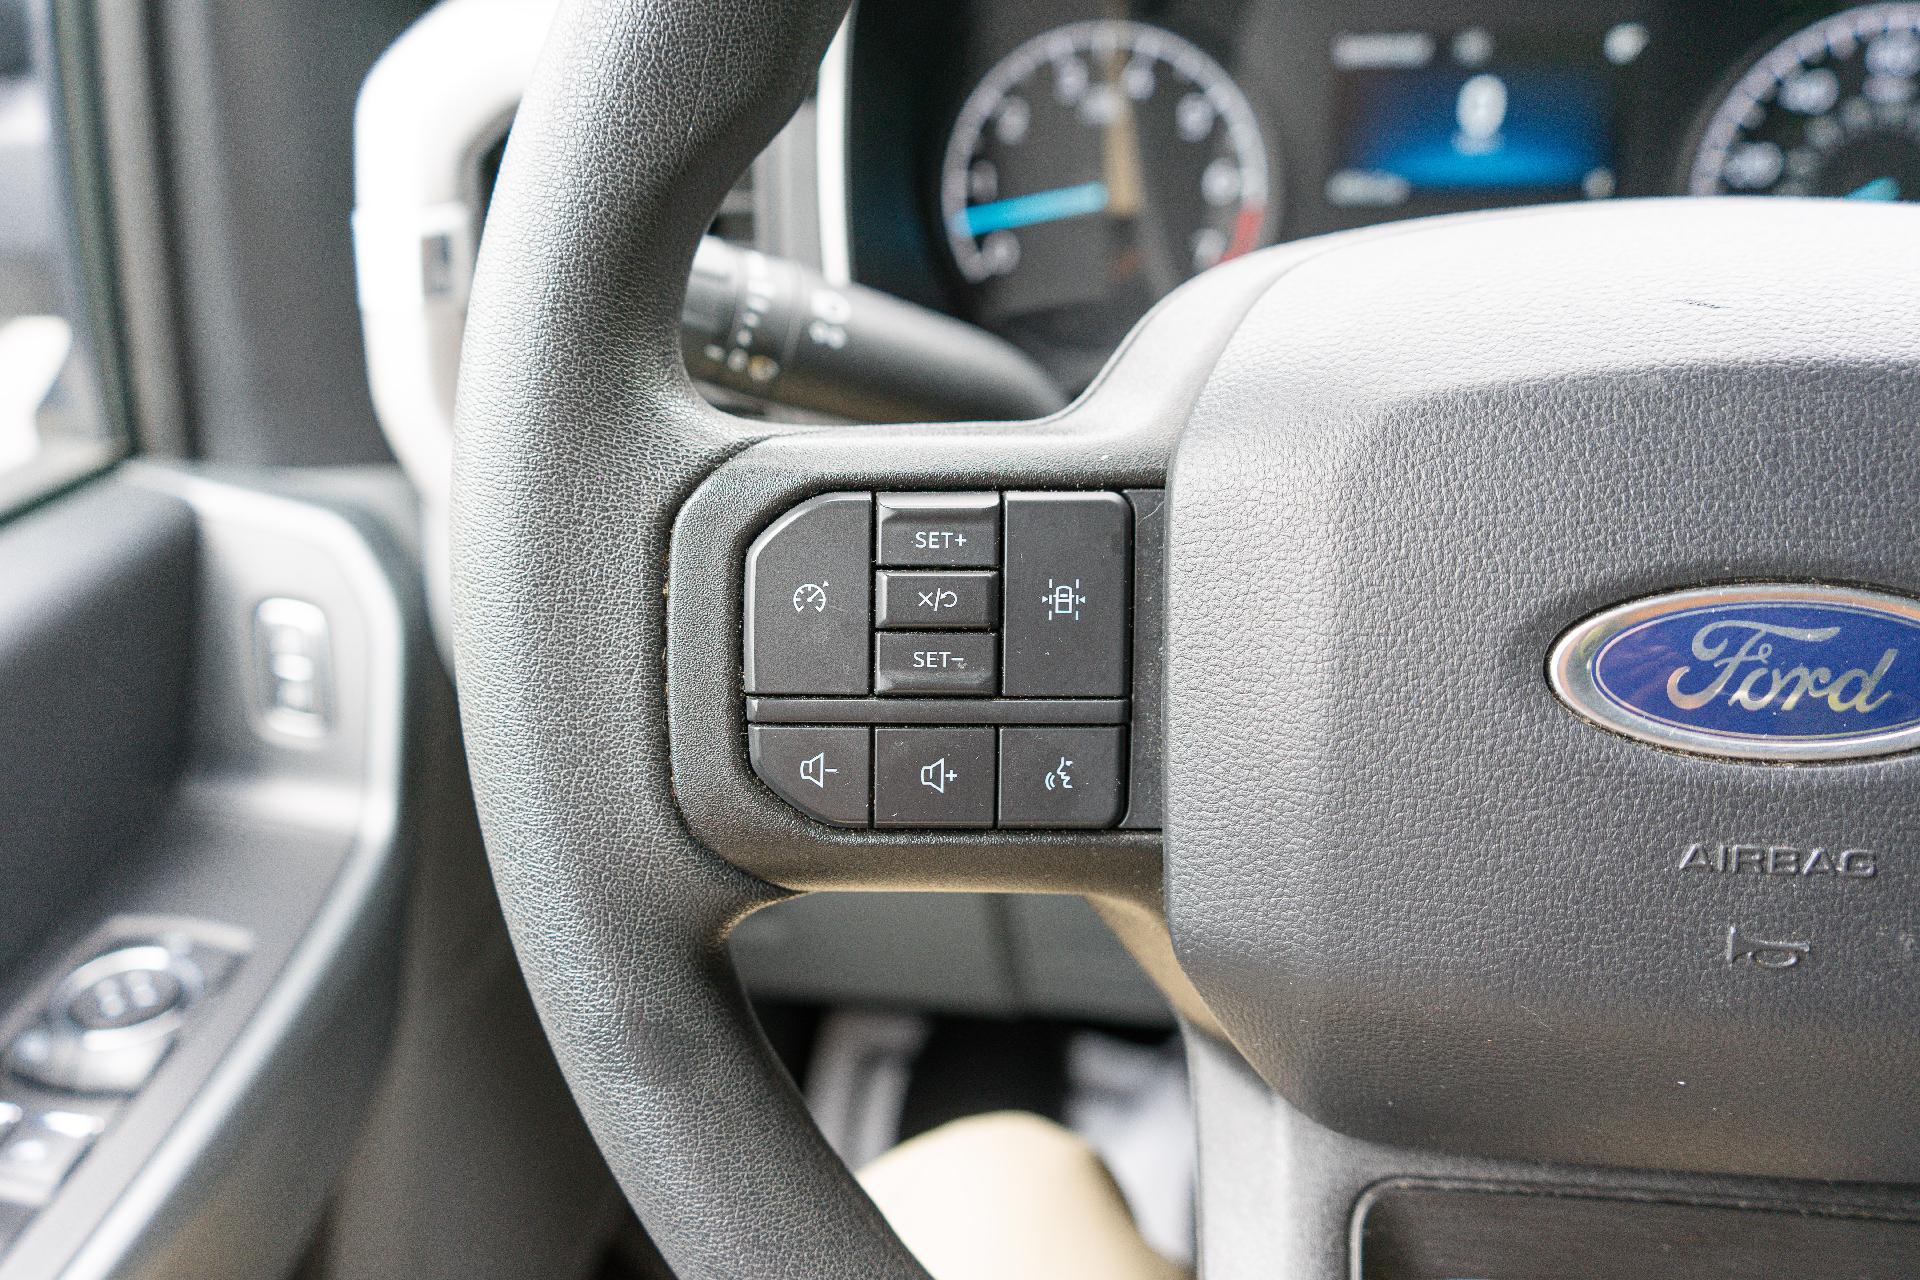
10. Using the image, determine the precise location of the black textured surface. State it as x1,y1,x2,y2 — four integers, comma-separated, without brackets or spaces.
448,0,932,1274
1166,199,1920,1181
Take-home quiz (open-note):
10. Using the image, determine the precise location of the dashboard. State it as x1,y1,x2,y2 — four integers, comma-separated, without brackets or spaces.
846,0,1920,388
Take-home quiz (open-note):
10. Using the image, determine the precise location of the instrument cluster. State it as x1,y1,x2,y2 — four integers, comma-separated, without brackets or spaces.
846,0,1920,388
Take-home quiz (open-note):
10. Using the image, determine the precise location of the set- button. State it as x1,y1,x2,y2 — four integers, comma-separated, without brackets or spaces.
875,632,998,696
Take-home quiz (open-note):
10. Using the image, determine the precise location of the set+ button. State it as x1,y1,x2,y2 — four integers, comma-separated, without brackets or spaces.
875,492,1000,568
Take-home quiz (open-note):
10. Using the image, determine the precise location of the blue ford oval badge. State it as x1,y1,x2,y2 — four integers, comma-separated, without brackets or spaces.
1549,584,1920,762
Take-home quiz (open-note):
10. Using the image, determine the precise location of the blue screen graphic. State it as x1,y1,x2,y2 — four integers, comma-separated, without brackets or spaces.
1341,67,1610,192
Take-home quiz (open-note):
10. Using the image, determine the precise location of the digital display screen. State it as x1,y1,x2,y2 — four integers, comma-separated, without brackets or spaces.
1328,25,1645,209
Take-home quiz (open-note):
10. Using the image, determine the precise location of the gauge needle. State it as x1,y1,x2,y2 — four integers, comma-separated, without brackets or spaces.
1101,48,1144,219
1845,176,1900,201
959,182,1111,236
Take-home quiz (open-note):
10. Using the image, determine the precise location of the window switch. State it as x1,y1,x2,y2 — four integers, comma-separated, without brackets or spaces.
0,1111,102,1207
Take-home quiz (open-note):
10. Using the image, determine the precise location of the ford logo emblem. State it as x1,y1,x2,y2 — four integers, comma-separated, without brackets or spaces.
1549,584,1920,762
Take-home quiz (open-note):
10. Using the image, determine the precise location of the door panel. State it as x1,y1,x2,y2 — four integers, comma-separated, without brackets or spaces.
0,466,420,1279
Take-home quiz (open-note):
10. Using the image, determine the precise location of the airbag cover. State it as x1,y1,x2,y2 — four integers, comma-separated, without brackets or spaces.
1164,200,1920,1180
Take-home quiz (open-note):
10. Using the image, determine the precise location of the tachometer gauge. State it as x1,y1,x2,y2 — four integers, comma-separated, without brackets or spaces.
1689,3,1920,200
940,20,1272,359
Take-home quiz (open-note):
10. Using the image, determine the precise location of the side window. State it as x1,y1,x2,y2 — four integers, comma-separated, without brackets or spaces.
0,0,118,511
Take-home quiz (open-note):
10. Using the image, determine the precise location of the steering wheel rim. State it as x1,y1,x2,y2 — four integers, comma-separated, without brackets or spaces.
450,0,938,1275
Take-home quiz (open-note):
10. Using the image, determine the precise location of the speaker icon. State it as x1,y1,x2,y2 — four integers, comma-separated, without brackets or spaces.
799,751,837,789
919,757,957,794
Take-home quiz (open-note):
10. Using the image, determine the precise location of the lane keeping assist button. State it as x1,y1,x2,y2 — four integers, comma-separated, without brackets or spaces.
874,632,998,696
748,725,872,827
1001,491,1130,697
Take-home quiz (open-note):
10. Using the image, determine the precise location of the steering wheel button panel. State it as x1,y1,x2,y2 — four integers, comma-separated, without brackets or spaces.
743,492,873,695
874,727,997,828
747,725,873,828
1002,492,1131,697
998,727,1127,829
874,632,999,696
875,492,1000,567
874,570,998,629
741,489,1149,830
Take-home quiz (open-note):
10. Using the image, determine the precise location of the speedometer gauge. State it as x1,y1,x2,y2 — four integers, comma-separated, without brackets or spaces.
1690,3,1920,200
939,20,1271,358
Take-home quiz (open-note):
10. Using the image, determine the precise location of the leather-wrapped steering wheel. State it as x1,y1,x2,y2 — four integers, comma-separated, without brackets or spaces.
452,1,1920,1276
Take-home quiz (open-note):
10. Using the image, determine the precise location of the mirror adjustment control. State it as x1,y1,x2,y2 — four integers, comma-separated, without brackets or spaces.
998,727,1126,828
749,726,872,827
874,632,998,696
876,492,1000,567
745,492,873,695
875,571,998,629
1002,492,1131,697
874,727,996,827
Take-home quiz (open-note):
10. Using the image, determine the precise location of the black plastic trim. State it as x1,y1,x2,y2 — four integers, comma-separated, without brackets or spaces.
746,697,1129,725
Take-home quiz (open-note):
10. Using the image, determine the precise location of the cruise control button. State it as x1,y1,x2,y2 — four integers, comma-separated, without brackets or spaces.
749,726,872,827
998,727,1126,829
1001,492,1130,697
874,727,995,827
874,632,998,696
744,492,872,695
875,571,998,629
876,492,999,567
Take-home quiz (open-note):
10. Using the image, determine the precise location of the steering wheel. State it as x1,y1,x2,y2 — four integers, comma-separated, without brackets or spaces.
450,0,1920,1276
